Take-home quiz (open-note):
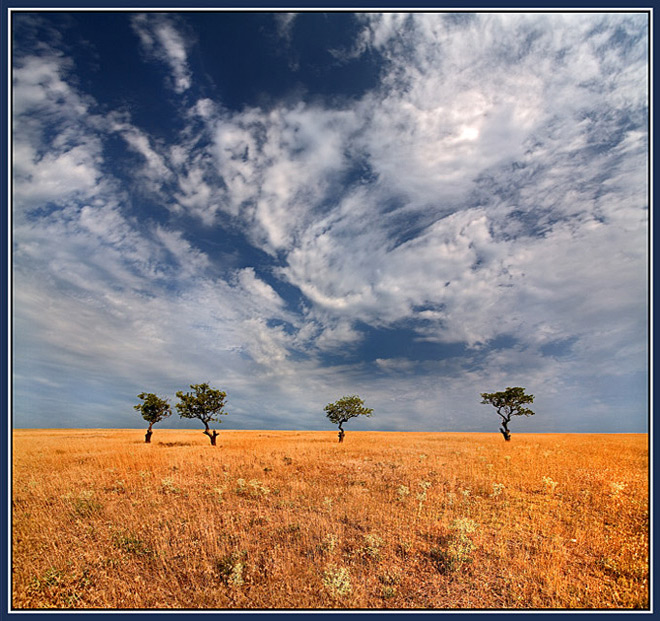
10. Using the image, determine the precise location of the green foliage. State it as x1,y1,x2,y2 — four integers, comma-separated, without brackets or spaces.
480,386,534,439
111,530,155,557
175,383,228,425
64,490,103,518
31,567,63,590
480,386,535,419
324,395,373,430
29,566,92,607
134,392,171,425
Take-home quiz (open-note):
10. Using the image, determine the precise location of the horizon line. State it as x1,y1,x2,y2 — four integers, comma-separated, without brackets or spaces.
10,428,649,435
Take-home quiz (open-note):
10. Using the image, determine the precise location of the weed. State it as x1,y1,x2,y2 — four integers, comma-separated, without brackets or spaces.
311,533,339,558
378,569,401,586
111,530,154,558
396,540,413,559
381,585,397,599
323,564,351,598
490,483,505,497
362,534,384,560
417,481,431,515
277,523,301,540
110,480,126,494
610,481,626,497
431,518,478,573
29,566,93,607
216,551,247,586
235,478,270,498
213,485,226,503
160,477,180,494
249,479,270,496
452,517,478,534
30,567,63,591
67,491,102,518
322,534,338,553
396,485,410,502
542,476,558,493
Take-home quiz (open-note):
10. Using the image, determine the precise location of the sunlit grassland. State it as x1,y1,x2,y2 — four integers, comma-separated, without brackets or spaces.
12,429,648,609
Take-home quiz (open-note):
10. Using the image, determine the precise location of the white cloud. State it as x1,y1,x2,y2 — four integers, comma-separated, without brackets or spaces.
12,55,89,117
132,14,192,93
14,143,101,208
275,12,297,41
12,54,104,212
237,267,284,310
113,122,173,182
207,102,357,253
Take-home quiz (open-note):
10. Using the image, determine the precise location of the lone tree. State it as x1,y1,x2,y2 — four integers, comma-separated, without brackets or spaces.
134,392,172,443
324,395,373,443
480,386,534,441
175,383,228,446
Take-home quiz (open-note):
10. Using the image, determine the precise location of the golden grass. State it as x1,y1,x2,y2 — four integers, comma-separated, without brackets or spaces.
12,429,649,610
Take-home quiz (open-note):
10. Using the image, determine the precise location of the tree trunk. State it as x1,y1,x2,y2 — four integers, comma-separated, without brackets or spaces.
337,422,345,443
204,428,219,446
498,412,512,441
145,425,153,444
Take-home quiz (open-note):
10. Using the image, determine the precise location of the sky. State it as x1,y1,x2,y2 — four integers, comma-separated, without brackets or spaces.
11,10,649,433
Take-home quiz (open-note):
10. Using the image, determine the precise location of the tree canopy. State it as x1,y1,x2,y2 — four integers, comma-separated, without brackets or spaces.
324,395,373,442
134,392,171,443
480,386,534,441
175,383,228,445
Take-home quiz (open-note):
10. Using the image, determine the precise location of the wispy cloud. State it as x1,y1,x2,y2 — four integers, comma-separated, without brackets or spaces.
131,13,192,94
12,54,102,211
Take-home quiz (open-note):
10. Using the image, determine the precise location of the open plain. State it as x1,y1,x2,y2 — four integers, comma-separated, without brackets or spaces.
11,429,649,609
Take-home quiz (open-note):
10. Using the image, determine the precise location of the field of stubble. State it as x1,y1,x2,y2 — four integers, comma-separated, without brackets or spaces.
11,429,649,610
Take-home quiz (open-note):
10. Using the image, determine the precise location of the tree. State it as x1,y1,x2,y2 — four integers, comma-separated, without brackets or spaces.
175,383,228,445
134,392,172,443
480,386,534,441
324,395,373,443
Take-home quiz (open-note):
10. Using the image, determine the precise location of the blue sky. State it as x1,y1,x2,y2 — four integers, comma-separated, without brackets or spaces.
11,11,649,433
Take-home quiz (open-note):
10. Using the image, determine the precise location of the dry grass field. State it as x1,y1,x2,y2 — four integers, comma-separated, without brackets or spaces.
11,429,649,610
